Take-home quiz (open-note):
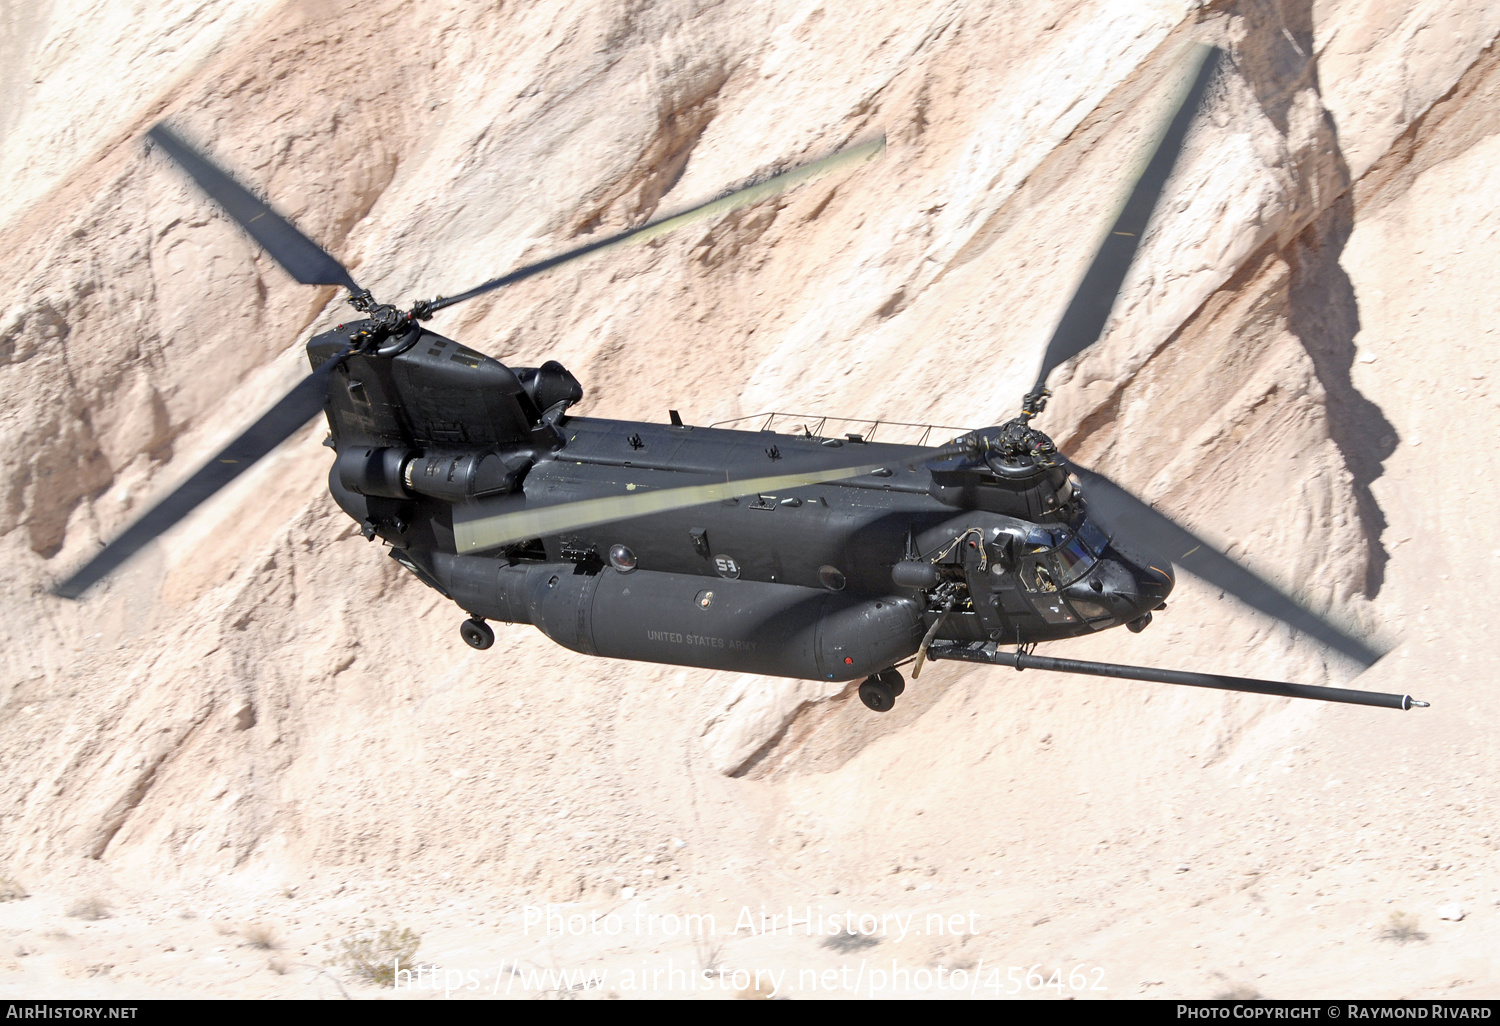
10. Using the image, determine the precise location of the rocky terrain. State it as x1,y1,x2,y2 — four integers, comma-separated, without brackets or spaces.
1,0,1497,1000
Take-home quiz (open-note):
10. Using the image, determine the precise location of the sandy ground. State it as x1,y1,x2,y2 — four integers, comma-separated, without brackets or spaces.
2,0,1499,1001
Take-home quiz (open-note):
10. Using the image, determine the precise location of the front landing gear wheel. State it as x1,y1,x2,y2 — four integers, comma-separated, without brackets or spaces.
858,677,897,713
460,617,494,650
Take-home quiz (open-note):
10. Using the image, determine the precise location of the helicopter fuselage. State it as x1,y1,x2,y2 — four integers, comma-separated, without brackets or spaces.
308,320,1172,682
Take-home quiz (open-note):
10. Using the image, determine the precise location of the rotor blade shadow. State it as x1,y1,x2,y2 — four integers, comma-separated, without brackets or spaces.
1069,460,1387,668
1033,44,1222,392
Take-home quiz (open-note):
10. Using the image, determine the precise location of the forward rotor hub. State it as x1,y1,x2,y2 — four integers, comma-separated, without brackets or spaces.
987,418,1061,473
957,389,1062,477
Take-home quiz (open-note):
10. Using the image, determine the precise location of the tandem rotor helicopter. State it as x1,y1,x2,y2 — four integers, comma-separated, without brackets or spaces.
56,46,1424,714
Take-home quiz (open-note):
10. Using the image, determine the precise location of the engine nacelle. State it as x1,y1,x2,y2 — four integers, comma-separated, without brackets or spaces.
403,449,528,501
335,446,410,499
335,446,530,502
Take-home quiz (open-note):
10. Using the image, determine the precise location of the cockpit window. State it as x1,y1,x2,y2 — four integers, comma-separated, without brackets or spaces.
1078,518,1110,556
1055,536,1095,583
1032,564,1058,592
1024,527,1058,553
1018,522,1103,590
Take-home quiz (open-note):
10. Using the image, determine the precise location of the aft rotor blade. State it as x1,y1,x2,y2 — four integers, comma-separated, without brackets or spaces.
426,135,886,315
1069,460,1387,668
148,124,362,293
454,462,885,554
54,359,343,599
1032,45,1221,393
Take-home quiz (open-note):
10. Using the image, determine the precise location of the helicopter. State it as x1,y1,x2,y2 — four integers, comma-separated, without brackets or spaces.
54,45,1425,715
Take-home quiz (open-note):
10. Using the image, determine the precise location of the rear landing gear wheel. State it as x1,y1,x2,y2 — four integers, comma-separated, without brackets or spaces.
460,617,494,650
858,676,897,713
875,668,905,697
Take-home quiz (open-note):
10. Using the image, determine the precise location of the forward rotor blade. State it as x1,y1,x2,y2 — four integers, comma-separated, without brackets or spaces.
1069,460,1387,668
148,124,361,293
54,358,344,599
1032,44,1221,393
454,462,885,554
427,135,886,315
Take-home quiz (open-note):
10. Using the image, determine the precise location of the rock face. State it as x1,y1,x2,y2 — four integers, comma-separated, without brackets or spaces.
2,0,1499,1000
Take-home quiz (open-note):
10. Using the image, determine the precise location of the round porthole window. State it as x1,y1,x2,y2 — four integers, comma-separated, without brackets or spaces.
819,565,846,591
609,544,637,573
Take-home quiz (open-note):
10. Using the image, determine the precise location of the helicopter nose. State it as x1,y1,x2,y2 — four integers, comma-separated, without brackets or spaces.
1112,554,1172,629
1134,561,1173,610
1063,555,1173,631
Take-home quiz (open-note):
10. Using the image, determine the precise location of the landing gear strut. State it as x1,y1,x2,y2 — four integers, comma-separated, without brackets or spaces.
857,668,905,713
460,617,494,650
